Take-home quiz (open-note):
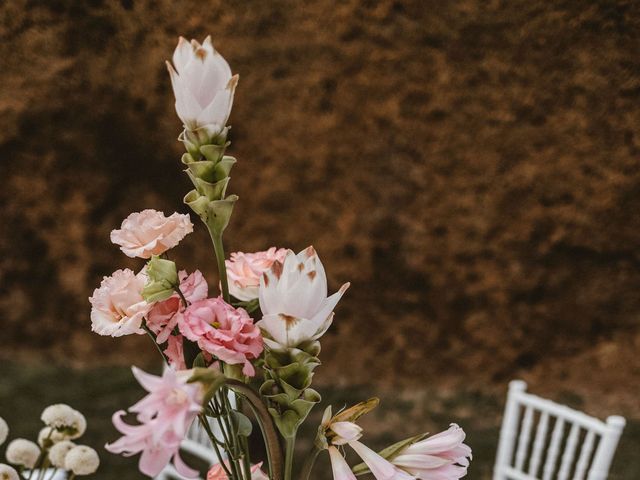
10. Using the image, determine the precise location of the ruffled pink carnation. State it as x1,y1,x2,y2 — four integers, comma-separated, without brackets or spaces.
110,209,193,259
179,297,263,376
226,247,287,301
106,367,203,478
89,269,151,337
146,270,208,343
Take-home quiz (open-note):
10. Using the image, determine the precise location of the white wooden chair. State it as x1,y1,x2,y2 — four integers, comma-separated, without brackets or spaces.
494,380,625,480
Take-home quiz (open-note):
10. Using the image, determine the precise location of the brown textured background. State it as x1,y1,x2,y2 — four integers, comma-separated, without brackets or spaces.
1,0,640,421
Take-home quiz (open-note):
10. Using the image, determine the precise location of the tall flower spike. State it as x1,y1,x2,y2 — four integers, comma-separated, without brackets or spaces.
167,36,240,240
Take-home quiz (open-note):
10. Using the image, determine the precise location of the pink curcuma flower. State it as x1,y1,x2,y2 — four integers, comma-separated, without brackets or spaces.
180,297,263,376
258,246,350,350
207,462,268,480
105,367,203,478
146,270,208,344
391,424,472,480
89,269,151,337
167,36,238,137
225,247,288,301
110,209,193,259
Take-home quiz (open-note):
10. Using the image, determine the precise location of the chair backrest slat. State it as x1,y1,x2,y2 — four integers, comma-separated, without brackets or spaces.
494,381,625,480
515,406,535,470
542,417,565,480
528,411,549,477
573,430,595,480
558,423,580,480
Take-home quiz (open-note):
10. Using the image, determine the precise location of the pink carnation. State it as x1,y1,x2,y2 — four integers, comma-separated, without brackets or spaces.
106,367,203,478
226,247,287,301
179,297,263,376
110,209,193,259
89,269,151,337
147,270,208,344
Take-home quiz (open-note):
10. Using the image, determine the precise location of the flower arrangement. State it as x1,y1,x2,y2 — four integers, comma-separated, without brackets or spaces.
0,406,99,480
89,36,472,480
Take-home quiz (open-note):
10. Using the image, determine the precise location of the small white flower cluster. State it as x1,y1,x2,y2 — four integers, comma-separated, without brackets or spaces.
0,405,99,479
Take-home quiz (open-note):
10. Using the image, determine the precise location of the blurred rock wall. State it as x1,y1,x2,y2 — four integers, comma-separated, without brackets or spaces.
1,0,639,400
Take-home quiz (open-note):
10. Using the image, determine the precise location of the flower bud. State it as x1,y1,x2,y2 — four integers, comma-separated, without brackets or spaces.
167,36,238,142
142,256,179,303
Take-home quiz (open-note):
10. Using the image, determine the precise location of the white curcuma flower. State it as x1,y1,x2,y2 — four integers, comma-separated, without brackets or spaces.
5,439,40,468
48,441,76,468
257,246,350,350
166,36,238,137
65,445,100,475
0,464,19,480
0,417,8,446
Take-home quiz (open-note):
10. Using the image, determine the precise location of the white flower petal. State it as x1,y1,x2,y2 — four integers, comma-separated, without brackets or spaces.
328,447,357,480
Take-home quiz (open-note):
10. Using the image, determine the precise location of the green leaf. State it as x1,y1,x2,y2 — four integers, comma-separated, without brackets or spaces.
188,367,226,405
192,352,207,368
231,411,253,437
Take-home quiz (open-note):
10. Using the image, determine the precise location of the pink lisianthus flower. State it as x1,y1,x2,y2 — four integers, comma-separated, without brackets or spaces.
225,247,287,301
391,424,472,480
110,209,193,259
207,461,268,480
89,268,151,337
258,246,350,351
105,367,203,478
180,297,263,376
146,270,208,344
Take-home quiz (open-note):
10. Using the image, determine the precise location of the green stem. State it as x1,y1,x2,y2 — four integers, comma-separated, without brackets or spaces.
225,380,284,480
298,446,320,480
141,322,168,364
199,414,233,478
174,286,189,309
284,435,296,480
209,231,231,303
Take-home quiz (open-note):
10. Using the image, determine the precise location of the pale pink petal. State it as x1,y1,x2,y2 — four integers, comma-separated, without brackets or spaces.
328,447,357,480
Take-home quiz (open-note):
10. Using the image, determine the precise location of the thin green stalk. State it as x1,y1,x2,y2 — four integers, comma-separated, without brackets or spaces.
141,323,168,364
199,414,233,478
222,393,251,480
174,286,189,309
45,468,58,480
225,380,283,480
298,446,321,480
209,231,230,302
36,458,49,480
284,435,296,480
213,392,243,480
